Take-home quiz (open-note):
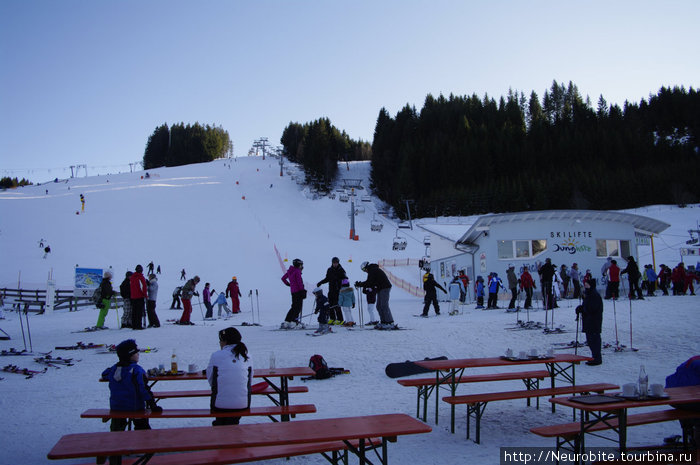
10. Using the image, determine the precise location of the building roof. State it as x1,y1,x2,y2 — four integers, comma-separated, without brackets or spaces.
456,210,671,245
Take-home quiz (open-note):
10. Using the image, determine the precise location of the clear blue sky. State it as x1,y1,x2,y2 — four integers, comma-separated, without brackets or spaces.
1,0,698,182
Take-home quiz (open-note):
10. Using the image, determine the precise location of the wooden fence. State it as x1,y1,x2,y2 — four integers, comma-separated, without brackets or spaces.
0,288,124,313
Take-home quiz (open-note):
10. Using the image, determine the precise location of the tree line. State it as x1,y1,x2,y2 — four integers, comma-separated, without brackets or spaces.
280,118,371,191
143,122,232,170
369,83,699,218
0,177,32,189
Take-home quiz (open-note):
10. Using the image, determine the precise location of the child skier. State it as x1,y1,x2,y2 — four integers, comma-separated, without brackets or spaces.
337,278,356,326
214,292,232,318
475,275,485,309
448,276,465,315
312,287,333,334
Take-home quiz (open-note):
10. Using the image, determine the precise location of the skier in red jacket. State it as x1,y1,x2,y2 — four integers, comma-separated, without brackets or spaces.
226,277,242,313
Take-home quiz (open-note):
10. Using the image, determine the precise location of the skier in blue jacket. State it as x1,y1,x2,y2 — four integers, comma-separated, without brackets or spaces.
487,273,504,309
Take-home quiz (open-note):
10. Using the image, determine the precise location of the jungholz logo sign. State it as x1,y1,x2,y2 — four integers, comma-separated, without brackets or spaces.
553,239,592,255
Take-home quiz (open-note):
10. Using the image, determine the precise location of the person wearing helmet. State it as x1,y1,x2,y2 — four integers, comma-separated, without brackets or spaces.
316,257,347,324
281,259,306,329
355,262,396,330
312,287,332,334
421,273,446,317
226,277,242,314
95,271,117,329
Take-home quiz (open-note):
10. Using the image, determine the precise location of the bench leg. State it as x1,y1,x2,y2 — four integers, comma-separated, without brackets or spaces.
467,402,487,444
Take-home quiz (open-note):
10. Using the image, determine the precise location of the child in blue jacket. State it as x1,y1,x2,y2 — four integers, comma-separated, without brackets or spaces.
337,279,356,326
101,339,160,464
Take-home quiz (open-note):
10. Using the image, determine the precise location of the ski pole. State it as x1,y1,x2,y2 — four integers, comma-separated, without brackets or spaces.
18,304,27,351
255,289,260,324
612,297,619,348
574,313,580,355
25,308,33,352
629,297,637,351
114,298,120,329
196,295,205,321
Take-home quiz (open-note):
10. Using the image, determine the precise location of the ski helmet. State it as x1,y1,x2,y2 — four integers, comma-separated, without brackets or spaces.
312,287,323,295
332,256,340,263
293,258,303,267
360,261,369,272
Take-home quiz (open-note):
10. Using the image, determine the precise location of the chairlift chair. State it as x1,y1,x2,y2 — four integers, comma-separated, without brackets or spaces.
423,235,431,247
371,214,383,232
339,193,349,202
392,230,407,251
361,195,372,202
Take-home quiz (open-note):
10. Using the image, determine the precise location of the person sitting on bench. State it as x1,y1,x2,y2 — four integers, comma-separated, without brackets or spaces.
101,339,161,465
207,327,252,426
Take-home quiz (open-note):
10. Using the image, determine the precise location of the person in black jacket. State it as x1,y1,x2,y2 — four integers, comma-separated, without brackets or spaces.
576,279,603,366
95,271,116,329
119,271,133,329
421,274,446,316
316,257,347,323
538,258,555,310
355,262,396,330
621,256,644,300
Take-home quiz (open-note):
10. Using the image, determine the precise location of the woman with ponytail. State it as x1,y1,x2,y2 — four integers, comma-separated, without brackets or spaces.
206,327,252,425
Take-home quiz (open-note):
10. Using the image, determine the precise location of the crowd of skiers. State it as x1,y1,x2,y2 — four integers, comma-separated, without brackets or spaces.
280,257,399,333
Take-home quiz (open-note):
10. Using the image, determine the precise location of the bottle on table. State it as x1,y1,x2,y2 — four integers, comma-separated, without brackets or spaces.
171,350,178,375
638,364,648,399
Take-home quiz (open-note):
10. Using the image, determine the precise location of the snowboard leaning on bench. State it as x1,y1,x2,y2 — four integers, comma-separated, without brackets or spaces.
385,356,448,378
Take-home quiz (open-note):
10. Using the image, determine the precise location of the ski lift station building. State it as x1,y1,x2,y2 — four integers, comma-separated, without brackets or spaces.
419,210,671,284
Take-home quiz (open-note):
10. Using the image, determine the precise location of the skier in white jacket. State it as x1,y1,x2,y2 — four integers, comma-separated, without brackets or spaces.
206,327,252,425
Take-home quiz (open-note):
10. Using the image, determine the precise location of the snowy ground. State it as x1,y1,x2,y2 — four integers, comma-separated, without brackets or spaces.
1,157,699,465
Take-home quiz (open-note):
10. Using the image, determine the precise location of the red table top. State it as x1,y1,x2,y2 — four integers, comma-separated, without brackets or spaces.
102,366,314,382
415,354,592,371
550,385,700,411
48,413,431,459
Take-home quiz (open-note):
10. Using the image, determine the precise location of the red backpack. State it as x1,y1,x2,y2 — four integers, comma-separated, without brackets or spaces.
309,354,332,379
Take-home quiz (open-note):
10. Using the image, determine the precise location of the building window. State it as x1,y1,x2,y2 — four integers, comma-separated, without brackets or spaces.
498,239,548,259
596,239,631,258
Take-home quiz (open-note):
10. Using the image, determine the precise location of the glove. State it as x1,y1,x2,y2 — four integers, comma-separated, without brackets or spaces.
148,401,163,413
354,281,362,288
316,282,322,287
352,304,355,309
575,305,583,315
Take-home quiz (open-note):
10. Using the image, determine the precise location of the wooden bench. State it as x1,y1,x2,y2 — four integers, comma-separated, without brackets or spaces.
443,382,619,443
531,408,700,454
48,413,432,465
153,385,309,404
70,437,384,465
81,404,316,424
398,369,550,420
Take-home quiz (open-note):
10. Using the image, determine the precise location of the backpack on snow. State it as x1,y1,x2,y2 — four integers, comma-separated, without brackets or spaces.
92,286,102,308
309,354,332,379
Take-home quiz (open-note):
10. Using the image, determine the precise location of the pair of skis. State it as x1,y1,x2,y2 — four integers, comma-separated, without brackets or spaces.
2,364,47,379
55,342,105,350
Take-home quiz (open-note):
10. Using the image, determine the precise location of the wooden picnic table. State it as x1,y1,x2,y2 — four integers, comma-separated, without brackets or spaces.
104,366,313,421
549,385,700,453
47,413,432,465
414,354,592,430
